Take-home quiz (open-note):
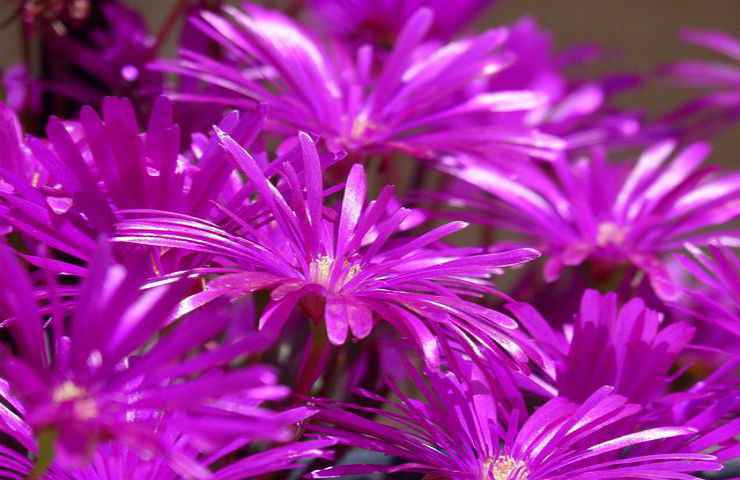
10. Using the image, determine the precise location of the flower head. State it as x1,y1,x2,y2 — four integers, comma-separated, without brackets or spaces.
674,242,740,340
0,96,263,277
662,29,740,138
442,140,740,300
492,17,645,150
0,239,301,473
508,289,695,404
11,1,161,118
0,398,334,479
156,4,564,162
115,131,542,370
305,0,495,43
308,365,721,479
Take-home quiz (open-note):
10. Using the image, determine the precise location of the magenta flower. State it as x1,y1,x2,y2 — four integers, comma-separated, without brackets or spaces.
674,242,739,340
635,356,740,465
154,4,564,161
115,131,542,369
2,65,41,115
497,17,646,150
308,367,721,479
443,140,740,300
662,29,740,137
15,0,161,114
305,0,495,43
508,289,695,404
0,96,263,277
0,396,335,480
0,101,47,191
0,240,306,474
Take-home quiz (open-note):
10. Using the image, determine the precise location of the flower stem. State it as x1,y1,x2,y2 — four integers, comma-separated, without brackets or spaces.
30,428,58,479
295,320,331,397
153,0,192,54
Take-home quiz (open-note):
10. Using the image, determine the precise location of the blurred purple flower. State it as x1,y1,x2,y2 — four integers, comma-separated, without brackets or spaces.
442,140,740,300
493,17,646,150
305,0,495,43
662,29,740,138
2,65,41,115
673,242,740,346
308,366,721,479
115,130,542,370
154,4,564,161
11,1,161,118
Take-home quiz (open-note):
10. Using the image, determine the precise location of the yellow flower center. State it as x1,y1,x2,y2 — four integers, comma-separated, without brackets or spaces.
52,381,85,403
484,456,529,480
52,381,99,420
309,255,362,290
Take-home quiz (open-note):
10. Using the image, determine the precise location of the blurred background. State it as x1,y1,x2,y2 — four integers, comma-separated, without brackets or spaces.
1,0,738,165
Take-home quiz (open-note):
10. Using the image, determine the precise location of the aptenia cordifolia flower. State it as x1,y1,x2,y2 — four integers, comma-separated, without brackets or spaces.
674,242,740,339
11,0,161,118
508,289,695,404
154,5,565,162
307,365,722,479
0,96,265,277
114,130,543,372
0,396,335,480
0,240,313,476
441,140,740,301
489,17,646,150
305,0,495,44
662,29,740,138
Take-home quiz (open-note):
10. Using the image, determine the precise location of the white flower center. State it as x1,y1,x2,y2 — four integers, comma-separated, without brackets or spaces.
596,221,628,247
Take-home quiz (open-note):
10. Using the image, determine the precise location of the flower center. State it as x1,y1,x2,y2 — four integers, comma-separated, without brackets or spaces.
484,456,529,480
596,221,628,247
52,381,99,420
52,381,85,403
309,255,362,291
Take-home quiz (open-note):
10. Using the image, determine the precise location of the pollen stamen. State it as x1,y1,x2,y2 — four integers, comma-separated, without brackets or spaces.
52,381,86,403
484,455,529,480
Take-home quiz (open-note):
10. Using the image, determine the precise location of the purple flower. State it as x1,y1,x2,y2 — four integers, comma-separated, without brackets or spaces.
0,101,47,188
2,65,42,115
155,4,564,161
635,356,740,465
492,17,645,150
508,289,694,404
675,242,739,338
442,140,740,300
0,395,335,479
0,96,263,277
308,367,721,479
305,0,495,43
115,130,542,370
671,243,740,357
15,0,161,115
0,239,304,473
662,29,740,138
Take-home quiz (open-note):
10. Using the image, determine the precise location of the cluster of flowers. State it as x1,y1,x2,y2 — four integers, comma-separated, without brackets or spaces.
0,0,738,479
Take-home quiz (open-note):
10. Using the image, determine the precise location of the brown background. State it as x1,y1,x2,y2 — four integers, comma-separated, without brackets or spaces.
1,0,738,166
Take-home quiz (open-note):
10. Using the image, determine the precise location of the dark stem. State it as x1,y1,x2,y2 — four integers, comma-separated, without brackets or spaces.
152,0,191,54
